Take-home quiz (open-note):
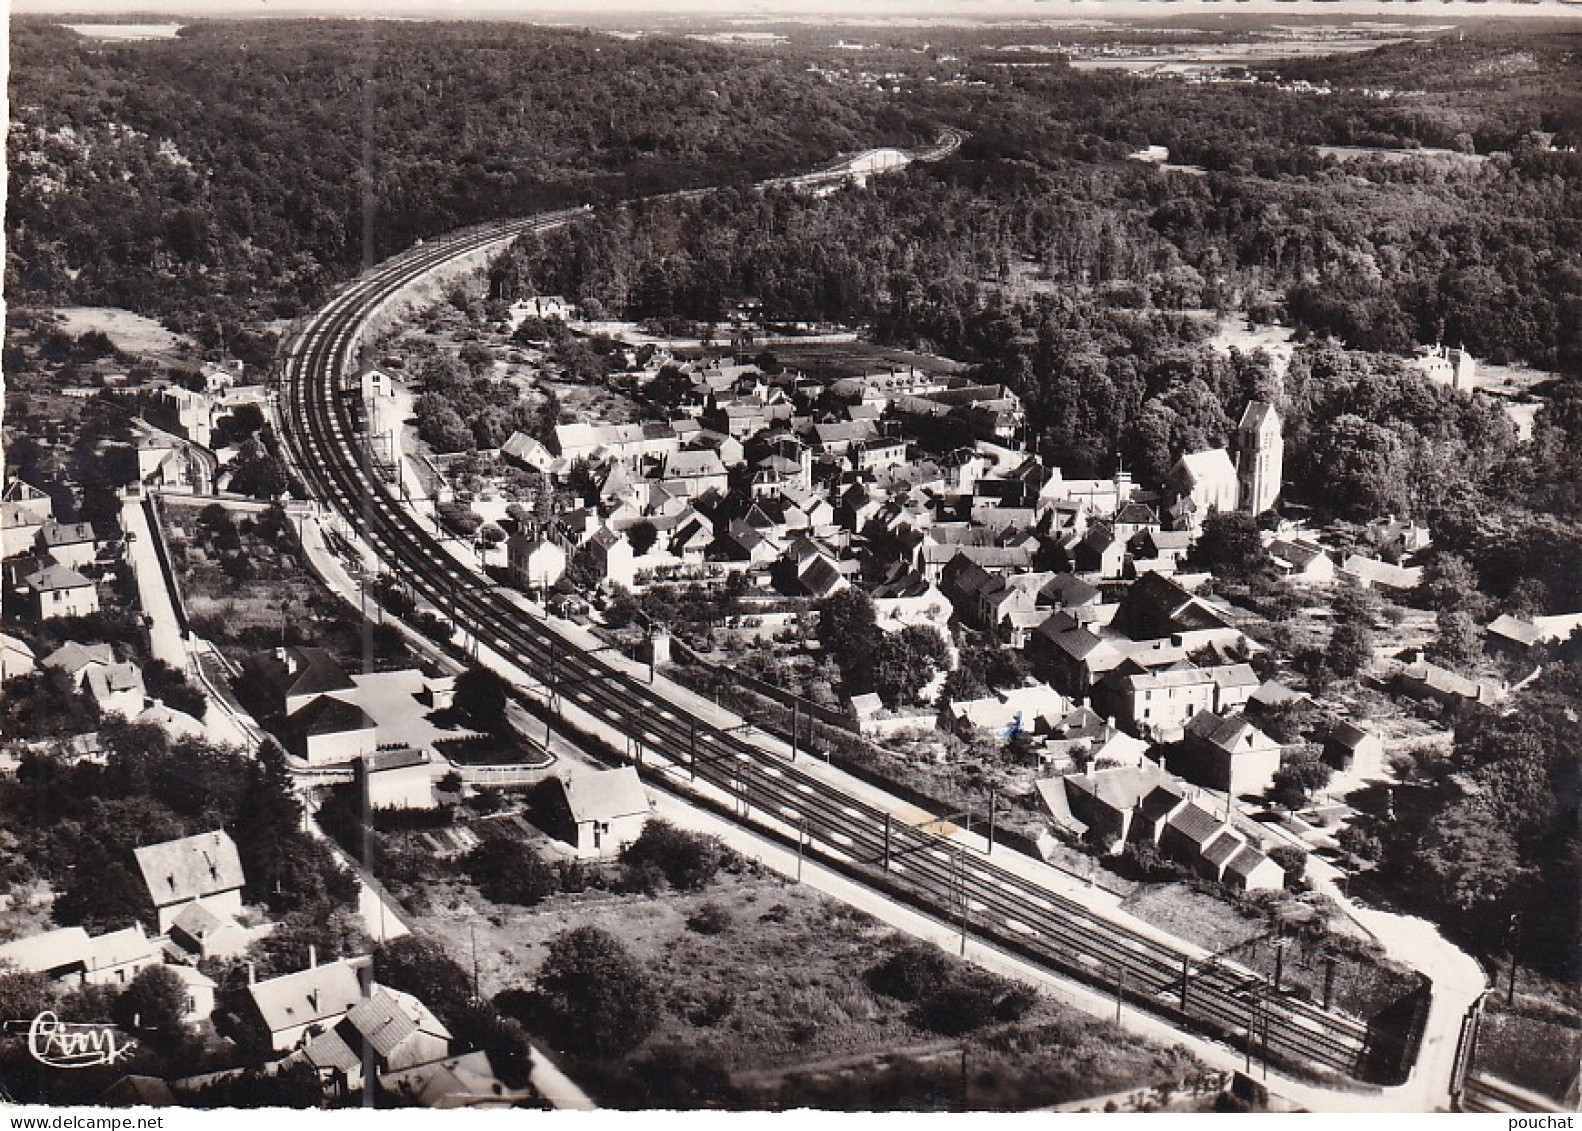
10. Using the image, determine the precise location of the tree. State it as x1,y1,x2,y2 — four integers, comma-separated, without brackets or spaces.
531,926,660,1059
626,520,658,557
871,624,951,708
1419,552,1488,621
1267,845,1310,891
1429,608,1483,672
1191,511,1272,580
374,936,474,1011
816,588,878,685
112,965,189,1045
464,833,557,906
1269,748,1333,809
618,819,721,893
1324,582,1377,679
453,664,510,735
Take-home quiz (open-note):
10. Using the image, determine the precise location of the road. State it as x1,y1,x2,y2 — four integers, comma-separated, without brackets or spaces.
276,170,1414,1096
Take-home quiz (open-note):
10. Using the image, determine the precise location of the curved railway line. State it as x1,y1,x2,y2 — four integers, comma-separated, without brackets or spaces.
279,183,1408,1090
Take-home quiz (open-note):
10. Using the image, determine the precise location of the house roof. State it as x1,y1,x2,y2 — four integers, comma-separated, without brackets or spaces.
665,450,726,478
43,641,114,676
1185,710,1275,753
364,747,430,773
0,926,92,973
1250,679,1306,707
40,521,98,548
1203,830,1246,870
289,694,376,738
249,646,356,703
378,1049,525,1110
559,766,647,825
304,1029,361,1074
84,925,157,972
1225,844,1277,880
248,959,366,1036
1138,783,1186,825
1165,802,1226,847
171,901,228,939
1399,659,1491,700
1339,554,1422,590
346,989,420,1057
1066,762,1171,815
133,830,246,911
1327,719,1374,750
85,661,145,703
24,563,94,592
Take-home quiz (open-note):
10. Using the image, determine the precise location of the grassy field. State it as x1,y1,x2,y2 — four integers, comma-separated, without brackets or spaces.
1120,883,1421,1020
409,857,1211,1111
51,305,189,354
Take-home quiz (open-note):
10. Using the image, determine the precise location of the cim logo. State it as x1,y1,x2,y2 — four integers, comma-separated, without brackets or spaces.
5,1012,139,1069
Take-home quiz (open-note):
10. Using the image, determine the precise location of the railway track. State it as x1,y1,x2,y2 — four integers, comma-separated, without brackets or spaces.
279,193,1398,1087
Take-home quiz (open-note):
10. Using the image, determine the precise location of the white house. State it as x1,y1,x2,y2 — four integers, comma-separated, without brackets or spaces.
24,563,99,620
541,766,650,858
507,533,567,592
133,830,248,934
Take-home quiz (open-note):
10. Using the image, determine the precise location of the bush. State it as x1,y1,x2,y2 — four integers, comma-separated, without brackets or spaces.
686,902,731,935
866,942,955,1002
526,926,661,1060
619,820,721,893
464,832,557,906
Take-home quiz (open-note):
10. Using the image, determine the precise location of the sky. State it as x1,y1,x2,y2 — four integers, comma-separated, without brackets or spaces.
13,0,1582,20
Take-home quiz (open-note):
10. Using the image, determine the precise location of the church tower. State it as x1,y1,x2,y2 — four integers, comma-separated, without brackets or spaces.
1235,401,1283,516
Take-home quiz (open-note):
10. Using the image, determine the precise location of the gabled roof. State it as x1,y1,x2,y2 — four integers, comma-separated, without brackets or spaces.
559,766,647,825
1165,802,1226,847
1327,719,1374,750
0,926,92,973
133,830,246,910
1203,830,1246,870
1173,448,1237,488
1138,783,1186,825
1185,710,1276,754
289,694,376,738
1041,574,1101,608
40,521,99,548
345,989,420,1057
85,661,146,703
1225,843,1278,880
43,641,114,676
248,959,365,1036
24,563,94,592
248,646,355,703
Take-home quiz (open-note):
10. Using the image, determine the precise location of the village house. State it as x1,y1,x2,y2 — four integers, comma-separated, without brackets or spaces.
507,532,568,591
2,502,49,560
299,984,453,1090
1395,657,1504,709
1,633,37,682
1338,553,1422,593
37,521,101,570
23,562,99,620
243,956,370,1053
168,901,256,962
285,695,380,766
356,748,439,810
244,646,357,718
133,830,247,934
43,640,115,686
84,660,147,718
0,923,161,989
947,682,1069,740
534,766,650,858
582,527,636,590
1267,536,1336,584
1323,720,1385,776
1177,710,1284,797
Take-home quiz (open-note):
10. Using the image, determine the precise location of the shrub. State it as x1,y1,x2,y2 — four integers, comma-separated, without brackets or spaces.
619,820,721,893
464,832,556,906
686,902,731,935
866,942,954,1002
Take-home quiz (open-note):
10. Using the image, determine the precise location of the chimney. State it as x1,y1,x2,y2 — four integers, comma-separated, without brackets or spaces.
309,944,317,970
247,961,256,986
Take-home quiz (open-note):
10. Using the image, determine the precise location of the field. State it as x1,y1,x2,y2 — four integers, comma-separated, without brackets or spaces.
410,857,1214,1111
51,306,188,354
1120,883,1421,1021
